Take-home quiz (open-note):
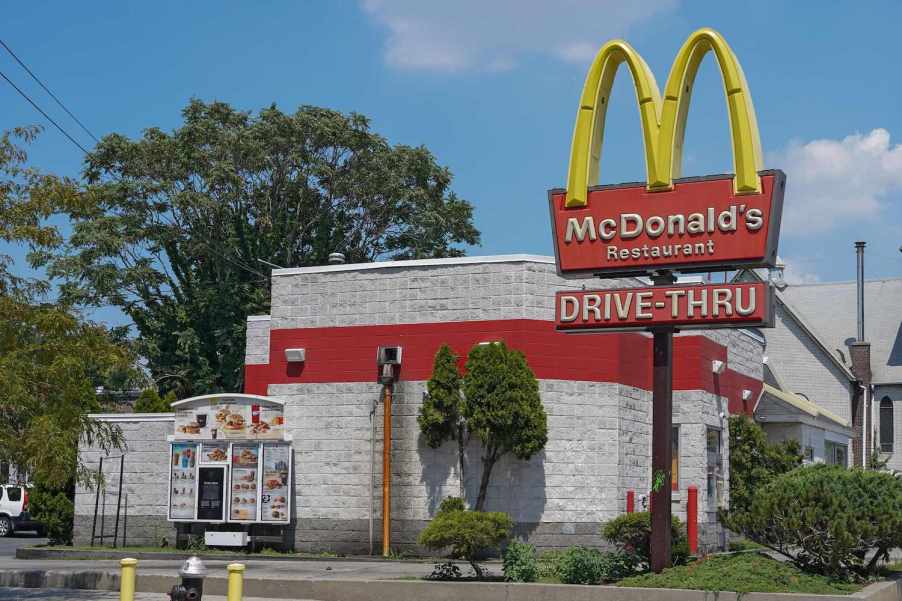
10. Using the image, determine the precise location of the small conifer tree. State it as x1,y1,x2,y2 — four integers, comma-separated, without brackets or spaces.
418,345,467,498
464,342,547,511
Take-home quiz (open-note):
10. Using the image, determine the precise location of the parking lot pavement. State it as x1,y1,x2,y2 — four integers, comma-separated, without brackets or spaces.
0,534,47,558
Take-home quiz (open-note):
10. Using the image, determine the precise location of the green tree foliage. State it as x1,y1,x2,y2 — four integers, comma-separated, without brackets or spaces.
418,345,467,497
29,483,73,545
463,342,547,511
418,496,513,578
502,540,539,583
134,389,177,413
725,465,902,580
37,101,480,396
726,415,802,514
602,511,689,567
0,297,128,488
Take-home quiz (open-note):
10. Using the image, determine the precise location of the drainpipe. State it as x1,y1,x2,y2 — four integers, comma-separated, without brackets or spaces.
855,242,865,343
369,397,377,555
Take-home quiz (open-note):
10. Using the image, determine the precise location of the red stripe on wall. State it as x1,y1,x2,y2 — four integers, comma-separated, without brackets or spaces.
244,319,759,416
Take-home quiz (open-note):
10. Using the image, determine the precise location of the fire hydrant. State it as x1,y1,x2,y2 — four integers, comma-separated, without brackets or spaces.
168,556,208,601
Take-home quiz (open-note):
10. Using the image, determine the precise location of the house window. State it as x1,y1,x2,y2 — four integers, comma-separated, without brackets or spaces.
825,441,847,467
880,397,894,453
706,428,722,509
671,426,679,491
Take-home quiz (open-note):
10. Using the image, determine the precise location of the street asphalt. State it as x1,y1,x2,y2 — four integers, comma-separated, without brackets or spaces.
0,534,47,558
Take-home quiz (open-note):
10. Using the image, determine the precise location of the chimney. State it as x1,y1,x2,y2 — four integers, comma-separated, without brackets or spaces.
849,241,871,384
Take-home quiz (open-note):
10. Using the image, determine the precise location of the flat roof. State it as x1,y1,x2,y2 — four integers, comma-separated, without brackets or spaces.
271,254,555,276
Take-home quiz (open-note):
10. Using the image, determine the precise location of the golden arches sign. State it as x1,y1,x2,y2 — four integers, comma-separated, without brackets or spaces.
565,27,763,208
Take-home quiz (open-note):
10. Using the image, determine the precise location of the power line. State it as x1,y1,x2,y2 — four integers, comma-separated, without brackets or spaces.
0,68,90,154
0,38,99,143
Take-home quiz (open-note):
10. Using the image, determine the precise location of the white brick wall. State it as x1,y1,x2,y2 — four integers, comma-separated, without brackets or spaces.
245,316,271,365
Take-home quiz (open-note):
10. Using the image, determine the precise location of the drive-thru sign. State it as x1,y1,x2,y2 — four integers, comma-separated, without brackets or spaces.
548,28,783,572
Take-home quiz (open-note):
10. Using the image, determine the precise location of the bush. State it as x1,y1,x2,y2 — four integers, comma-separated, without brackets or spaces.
502,540,538,582
557,547,639,584
725,464,902,580
418,497,513,578
727,415,802,514
602,512,688,566
29,485,73,545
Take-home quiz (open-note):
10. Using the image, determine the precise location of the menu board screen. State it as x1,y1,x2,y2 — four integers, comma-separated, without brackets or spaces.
169,443,197,520
174,399,285,441
230,444,259,521
261,445,291,522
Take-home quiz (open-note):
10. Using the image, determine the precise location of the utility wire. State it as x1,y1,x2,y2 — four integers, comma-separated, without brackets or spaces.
0,38,99,143
0,68,90,154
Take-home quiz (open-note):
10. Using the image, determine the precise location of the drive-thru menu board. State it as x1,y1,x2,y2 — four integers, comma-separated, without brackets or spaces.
261,445,291,522
167,394,291,524
230,444,260,521
170,443,197,520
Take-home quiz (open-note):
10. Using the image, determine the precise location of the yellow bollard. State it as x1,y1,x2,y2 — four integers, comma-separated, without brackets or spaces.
119,558,137,601
227,562,246,601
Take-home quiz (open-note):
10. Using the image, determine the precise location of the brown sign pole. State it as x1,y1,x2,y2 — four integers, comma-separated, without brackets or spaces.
650,271,675,573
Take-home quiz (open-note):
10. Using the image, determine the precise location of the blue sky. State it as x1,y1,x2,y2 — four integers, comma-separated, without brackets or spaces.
4,1,902,326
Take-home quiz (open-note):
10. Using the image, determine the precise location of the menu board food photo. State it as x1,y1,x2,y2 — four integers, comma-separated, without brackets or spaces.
230,444,259,521
261,444,291,522
170,443,197,520
174,398,285,441
201,442,229,463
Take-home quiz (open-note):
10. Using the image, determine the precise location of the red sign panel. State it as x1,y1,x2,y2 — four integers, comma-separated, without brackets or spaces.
555,282,773,331
549,171,784,278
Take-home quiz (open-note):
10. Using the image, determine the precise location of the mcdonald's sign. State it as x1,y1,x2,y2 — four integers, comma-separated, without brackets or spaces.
549,28,785,278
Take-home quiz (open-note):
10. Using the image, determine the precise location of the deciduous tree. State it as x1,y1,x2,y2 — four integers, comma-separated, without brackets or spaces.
41,101,480,396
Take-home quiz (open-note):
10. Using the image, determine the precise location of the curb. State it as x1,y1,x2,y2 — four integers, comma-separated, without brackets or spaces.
16,546,484,565
0,569,897,601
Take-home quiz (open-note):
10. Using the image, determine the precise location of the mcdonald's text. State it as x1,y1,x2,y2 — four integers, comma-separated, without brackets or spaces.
550,171,784,278
555,282,773,331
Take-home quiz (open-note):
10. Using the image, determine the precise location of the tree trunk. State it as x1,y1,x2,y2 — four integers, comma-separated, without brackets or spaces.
457,422,466,502
474,449,498,512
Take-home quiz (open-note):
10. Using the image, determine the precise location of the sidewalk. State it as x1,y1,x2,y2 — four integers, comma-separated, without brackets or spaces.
0,588,310,600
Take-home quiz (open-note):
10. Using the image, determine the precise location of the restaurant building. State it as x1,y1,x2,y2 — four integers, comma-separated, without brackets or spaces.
75,254,767,554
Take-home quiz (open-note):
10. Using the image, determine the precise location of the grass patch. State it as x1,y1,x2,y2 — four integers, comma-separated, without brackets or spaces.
728,538,764,552
887,562,902,573
618,553,862,595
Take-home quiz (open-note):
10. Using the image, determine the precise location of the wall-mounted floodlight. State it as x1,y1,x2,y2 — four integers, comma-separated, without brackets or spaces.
741,389,753,401
377,346,402,366
711,360,726,375
285,348,306,363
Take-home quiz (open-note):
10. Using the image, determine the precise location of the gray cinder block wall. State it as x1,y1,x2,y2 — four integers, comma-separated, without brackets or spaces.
76,255,759,554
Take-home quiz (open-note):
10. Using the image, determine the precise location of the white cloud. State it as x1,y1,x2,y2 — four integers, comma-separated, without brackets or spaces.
769,129,902,234
779,256,821,285
361,0,677,72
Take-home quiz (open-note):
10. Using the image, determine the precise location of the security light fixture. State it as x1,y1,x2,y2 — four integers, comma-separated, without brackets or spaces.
285,348,306,363
377,346,402,366
741,389,753,401
711,360,726,375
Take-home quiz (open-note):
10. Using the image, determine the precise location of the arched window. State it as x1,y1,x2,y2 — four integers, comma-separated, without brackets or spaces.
880,397,894,453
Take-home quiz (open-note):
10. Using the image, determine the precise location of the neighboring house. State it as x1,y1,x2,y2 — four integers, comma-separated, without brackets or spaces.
738,269,902,471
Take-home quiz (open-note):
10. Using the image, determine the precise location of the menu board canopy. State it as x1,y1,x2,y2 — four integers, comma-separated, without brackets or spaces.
171,394,286,441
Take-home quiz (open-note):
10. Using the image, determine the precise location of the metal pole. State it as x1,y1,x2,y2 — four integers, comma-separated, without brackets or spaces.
90,456,103,547
650,271,675,573
113,455,124,548
382,382,393,557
